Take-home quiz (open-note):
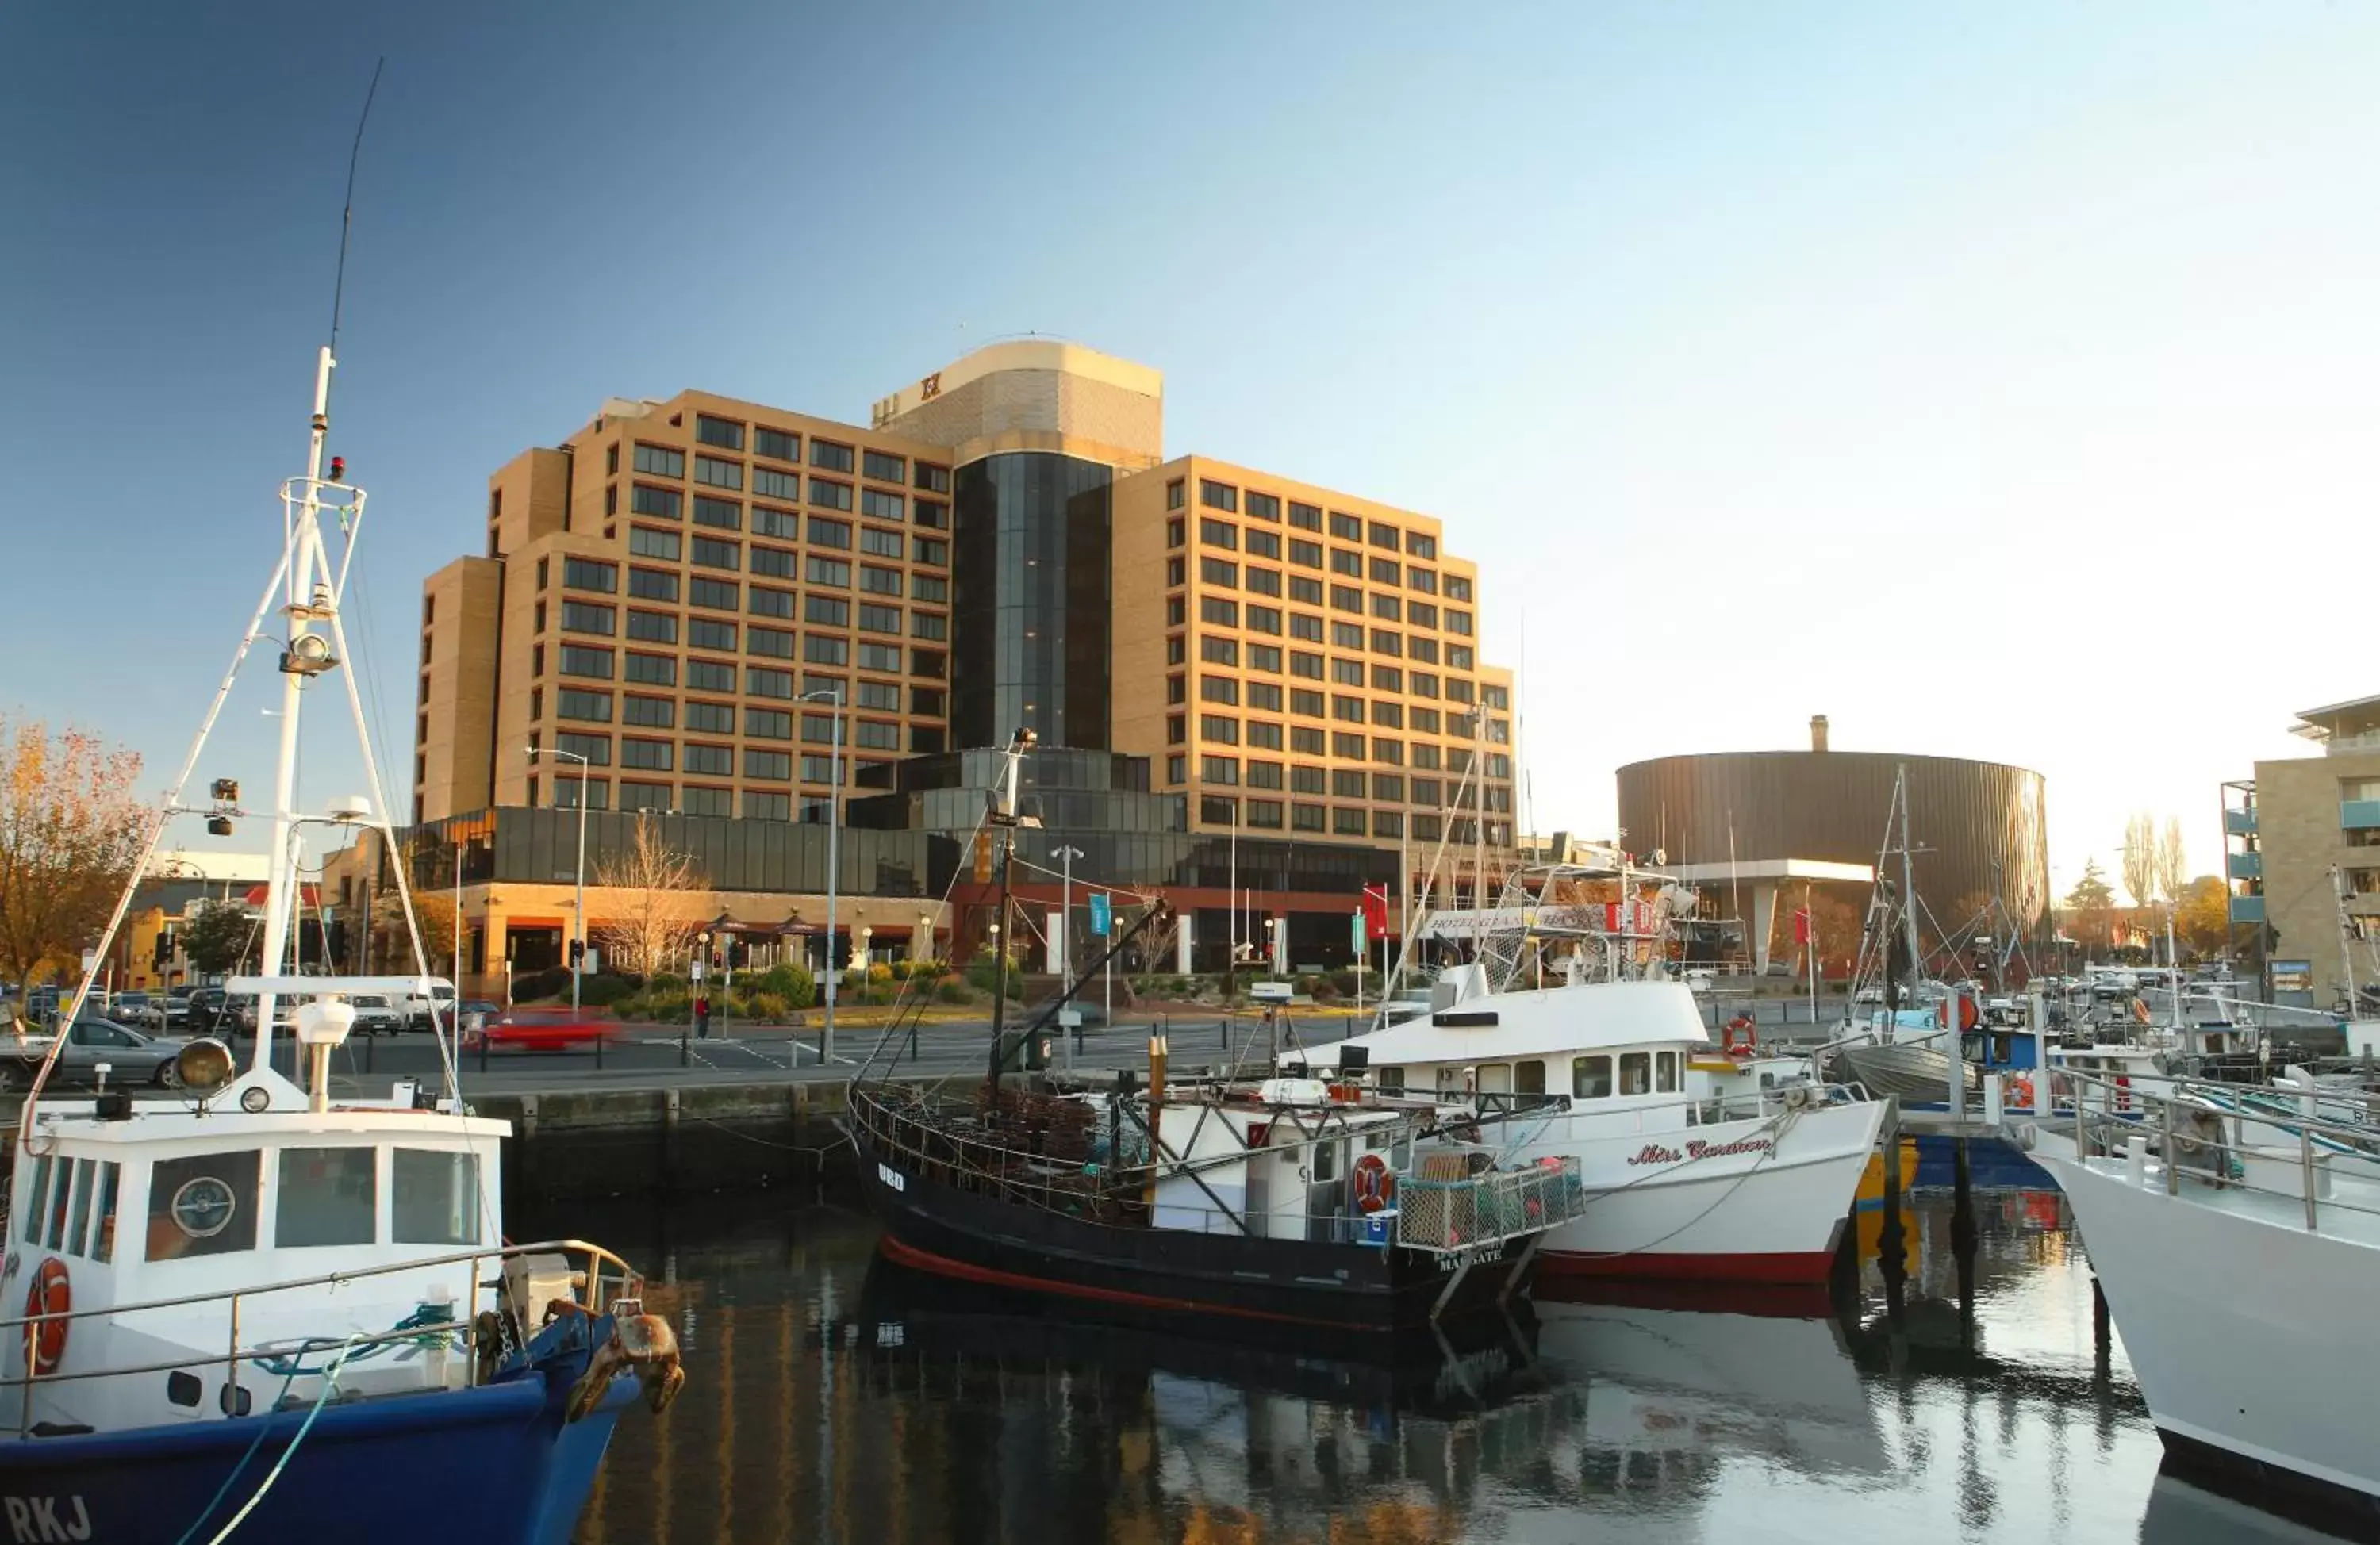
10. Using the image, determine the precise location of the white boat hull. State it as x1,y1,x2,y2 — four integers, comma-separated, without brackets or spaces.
1505,1099,1884,1282
2041,1151,2380,1518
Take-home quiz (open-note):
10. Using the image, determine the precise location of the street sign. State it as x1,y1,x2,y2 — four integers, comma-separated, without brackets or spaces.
1088,891,1111,937
690,959,707,982
1057,1009,1084,1027
582,947,600,976
1351,910,1367,953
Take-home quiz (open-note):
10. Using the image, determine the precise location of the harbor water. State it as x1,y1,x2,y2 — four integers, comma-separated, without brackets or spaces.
521,1184,2345,1545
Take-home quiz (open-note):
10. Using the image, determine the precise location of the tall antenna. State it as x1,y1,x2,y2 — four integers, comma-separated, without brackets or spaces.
328,56,386,357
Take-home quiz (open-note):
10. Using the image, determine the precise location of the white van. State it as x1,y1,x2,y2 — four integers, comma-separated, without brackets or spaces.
394,977,459,1030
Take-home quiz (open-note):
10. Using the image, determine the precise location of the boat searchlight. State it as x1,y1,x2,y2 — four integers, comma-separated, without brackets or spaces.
175,1038,237,1095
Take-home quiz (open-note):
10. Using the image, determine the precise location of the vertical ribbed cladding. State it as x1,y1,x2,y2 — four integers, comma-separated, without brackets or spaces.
1614,751,2049,929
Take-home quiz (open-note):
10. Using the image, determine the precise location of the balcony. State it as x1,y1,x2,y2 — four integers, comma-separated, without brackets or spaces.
2228,895,2266,925
2225,808,2258,835
2227,851,2263,880
2323,729,2380,757
2344,800,2380,830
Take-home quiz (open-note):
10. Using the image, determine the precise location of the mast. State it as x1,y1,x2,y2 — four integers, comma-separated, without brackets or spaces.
2336,865,2359,1013
982,727,1035,1109
1896,765,1922,1006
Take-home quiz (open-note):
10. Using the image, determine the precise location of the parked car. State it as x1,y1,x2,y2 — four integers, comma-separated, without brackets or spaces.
459,1006,624,1054
397,977,460,1033
344,993,408,1037
163,986,195,1027
458,1000,503,1033
111,991,162,1029
183,986,228,1033
0,1016,194,1091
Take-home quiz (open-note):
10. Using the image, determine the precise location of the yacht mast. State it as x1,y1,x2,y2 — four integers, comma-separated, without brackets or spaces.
1896,765,1922,1005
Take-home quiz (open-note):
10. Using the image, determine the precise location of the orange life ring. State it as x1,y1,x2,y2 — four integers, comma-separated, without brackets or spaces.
1937,995,1982,1032
1720,1020,1756,1056
2005,1074,2036,1109
1353,1152,1395,1214
23,1257,68,1375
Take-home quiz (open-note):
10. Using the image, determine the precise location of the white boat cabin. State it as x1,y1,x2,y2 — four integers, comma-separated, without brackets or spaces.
1146,1082,1422,1241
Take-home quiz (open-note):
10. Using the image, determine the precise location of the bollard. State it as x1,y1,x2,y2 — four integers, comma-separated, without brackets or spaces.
1983,1073,2002,1128
2126,1133,2148,1188
680,1022,690,1069
364,1033,375,1075
478,1020,489,1075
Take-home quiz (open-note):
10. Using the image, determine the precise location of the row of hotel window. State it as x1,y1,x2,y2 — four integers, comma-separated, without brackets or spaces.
535,686,938,744
1170,479,1442,563
1169,641,1507,707
1174,797,1507,843
1169,596,1478,665
1168,674,1509,727
1173,559,1472,634
667,414,952,492
550,597,942,642
618,476,940,528
540,630,942,688
1180,519,1470,600
540,782,859,818
531,654,943,719
1169,757,1511,807
613,508,950,569
554,555,944,602
542,732,908,774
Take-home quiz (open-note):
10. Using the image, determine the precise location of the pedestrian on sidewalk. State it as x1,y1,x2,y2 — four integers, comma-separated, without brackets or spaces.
696,991,712,1040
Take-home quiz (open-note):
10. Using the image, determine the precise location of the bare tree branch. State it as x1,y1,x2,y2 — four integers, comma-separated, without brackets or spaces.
591,814,712,980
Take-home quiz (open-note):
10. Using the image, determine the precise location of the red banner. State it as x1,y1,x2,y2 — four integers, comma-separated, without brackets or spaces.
1361,884,1390,940
1793,907,1812,945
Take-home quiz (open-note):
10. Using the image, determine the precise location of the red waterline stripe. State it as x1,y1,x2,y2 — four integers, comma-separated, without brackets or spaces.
1534,1248,1837,1285
877,1234,1375,1330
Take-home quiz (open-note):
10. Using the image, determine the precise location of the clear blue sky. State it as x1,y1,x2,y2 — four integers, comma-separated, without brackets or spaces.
3,2,2369,908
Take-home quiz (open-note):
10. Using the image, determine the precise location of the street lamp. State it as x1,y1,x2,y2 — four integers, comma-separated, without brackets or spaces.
526,746,592,1018
799,687,844,1064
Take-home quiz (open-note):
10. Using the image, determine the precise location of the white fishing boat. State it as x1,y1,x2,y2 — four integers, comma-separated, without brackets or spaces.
1288,967,1885,1284
2033,1067,2380,1526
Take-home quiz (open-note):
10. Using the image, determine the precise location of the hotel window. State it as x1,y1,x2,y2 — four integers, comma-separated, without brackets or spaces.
1166,754,1187,784
1166,479,1186,511
1200,480,1238,512
690,577,739,611
633,444,685,478
1368,520,1399,550
915,462,951,493
557,688,612,723
1370,629,1403,657
565,558,618,593
912,685,945,715
1288,540,1322,569
1330,548,1362,578
631,485,682,520
693,456,743,492
1372,811,1403,838
1372,738,1404,765
1411,811,1441,841
1166,557,1187,587
1369,556,1400,585
1203,757,1240,785
748,625,796,658
745,749,793,780
1332,621,1365,650
1333,769,1366,797
911,573,946,603
1288,581,1324,611
693,496,741,531
1288,613,1323,644
1196,558,1237,587
688,618,738,652
811,439,855,473
858,642,902,672
805,636,850,666
859,603,901,634
860,488,904,523
807,595,850,627
1246,799,1284,829
750,546,794,578
1372,594,1402,622
915,498,948,530
1445,575,1473,603
752,468,798,501
620,738,673,772
1288,690,1324,719
627,610,677,644
1447,610,1473,635
1409,638,1438,666
687,660,735,693
561,600,616,636
1332,696,1365,724
744,790,790,820
1290,728,1326,758
559,645,613,680
1407,532,1437,559
1291,763,1326,793
810,515,853,547
1411,707,1441,734
1200,596,1238,627
800,754,840,783
1246,608,1282,638
1333,807,1366,836
1288,501,1322,531
604,485,617,516
1331,658,1364,687
1245,530,1281,562
686,701,733,734
1166,597,1186,626
1484,684,1511,709
1202,637,1239,666
912,536,948,565
747,667,794,699
1411,776,1442,807
754,427,798,462
1448,645,1475,670
1201,677,1239,706
1372,665,1403,692
1247,722,1284,752
1245,567,1281,598
1200,518,1238,550
1328,512,1362,541
554,778,608,810
691,536,740,571
1201,715,1239,744
854,720,900,750
1407,601,1438,629
808,557,851,587
750,506,798,541
746,708,792,739
859,527,903,558
1167,674,1187,705
750,585,795,618
1330,585,1362,614
1289,650,1323,680
1408,568,1438,595
910,612,947,640
1292,802,1326,831
860,565,901,596
555,731,612,768
624,653,676,687
863,449,906,483
695,415,744,450
681,785,731,817
1372,772,1405,802
1245,491,1281,522
855,680,900,711
1247,646,1283,677
809,481,855,513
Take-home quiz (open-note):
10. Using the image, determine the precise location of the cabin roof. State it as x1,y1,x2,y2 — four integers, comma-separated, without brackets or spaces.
1291,980,1712,1071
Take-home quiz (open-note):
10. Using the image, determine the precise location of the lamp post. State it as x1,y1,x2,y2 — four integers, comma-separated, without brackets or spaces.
800,687,844,1064
525,746,592,1017
1052,845,1083,1069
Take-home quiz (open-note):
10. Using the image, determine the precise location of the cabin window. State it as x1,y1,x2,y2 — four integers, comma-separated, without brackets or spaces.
148,1151,262,1259
1619,1052,1653,1095
1392,1132,1413,1171
1515,1060,1546,1096
1376,1065,1405,1094
394,1150,481,1245
278,1148,378,1248
65,1159,94,1256
1572,1055,1614,1099
20,1155,48,1244
44,1159,75,1250
1657,1052,1680,1093
1314,1141,1338,1181
1477,1063,1512,1096
90,1161,119,1263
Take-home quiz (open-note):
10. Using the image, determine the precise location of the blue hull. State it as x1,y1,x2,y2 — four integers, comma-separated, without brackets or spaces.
1908,1129,2054,1189
0,1333,633,1545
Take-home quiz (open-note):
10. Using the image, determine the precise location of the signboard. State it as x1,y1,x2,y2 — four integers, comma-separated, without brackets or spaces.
1351,909,1367,953
1088,891,1111,937
2271,959,2313,994
1250,982,1294,1002
581,947,600,976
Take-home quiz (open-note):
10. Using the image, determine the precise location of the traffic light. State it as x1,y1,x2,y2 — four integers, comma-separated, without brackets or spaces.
568,939,584,966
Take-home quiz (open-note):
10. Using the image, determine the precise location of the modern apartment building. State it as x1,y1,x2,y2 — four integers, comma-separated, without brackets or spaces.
2222,692,2380,1009
411,340,1514,979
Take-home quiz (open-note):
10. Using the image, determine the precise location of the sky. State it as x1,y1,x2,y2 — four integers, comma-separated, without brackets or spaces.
2,2,2369,906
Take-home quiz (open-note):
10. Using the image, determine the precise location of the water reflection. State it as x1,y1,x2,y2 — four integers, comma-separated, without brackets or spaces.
537,1188,2351,1544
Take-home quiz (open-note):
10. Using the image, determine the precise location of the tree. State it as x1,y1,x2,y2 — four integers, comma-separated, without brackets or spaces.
592,813,712,980
2155,816,2190,907
2176,875,2231,959
0,716,148,997
2063,859,2117,955
179,899,259,977
2121,813,2158,909
371,887,457,974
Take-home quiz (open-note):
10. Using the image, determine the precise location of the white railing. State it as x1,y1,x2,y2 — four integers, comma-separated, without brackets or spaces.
1395,1156,1587,1254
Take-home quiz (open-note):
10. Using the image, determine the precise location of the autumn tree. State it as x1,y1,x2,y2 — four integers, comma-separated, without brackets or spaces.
178,899,259,977
2121,813,2158,909
2175,876,2231,959
0,717,148,997
592,813,712,980
361,834,462,973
